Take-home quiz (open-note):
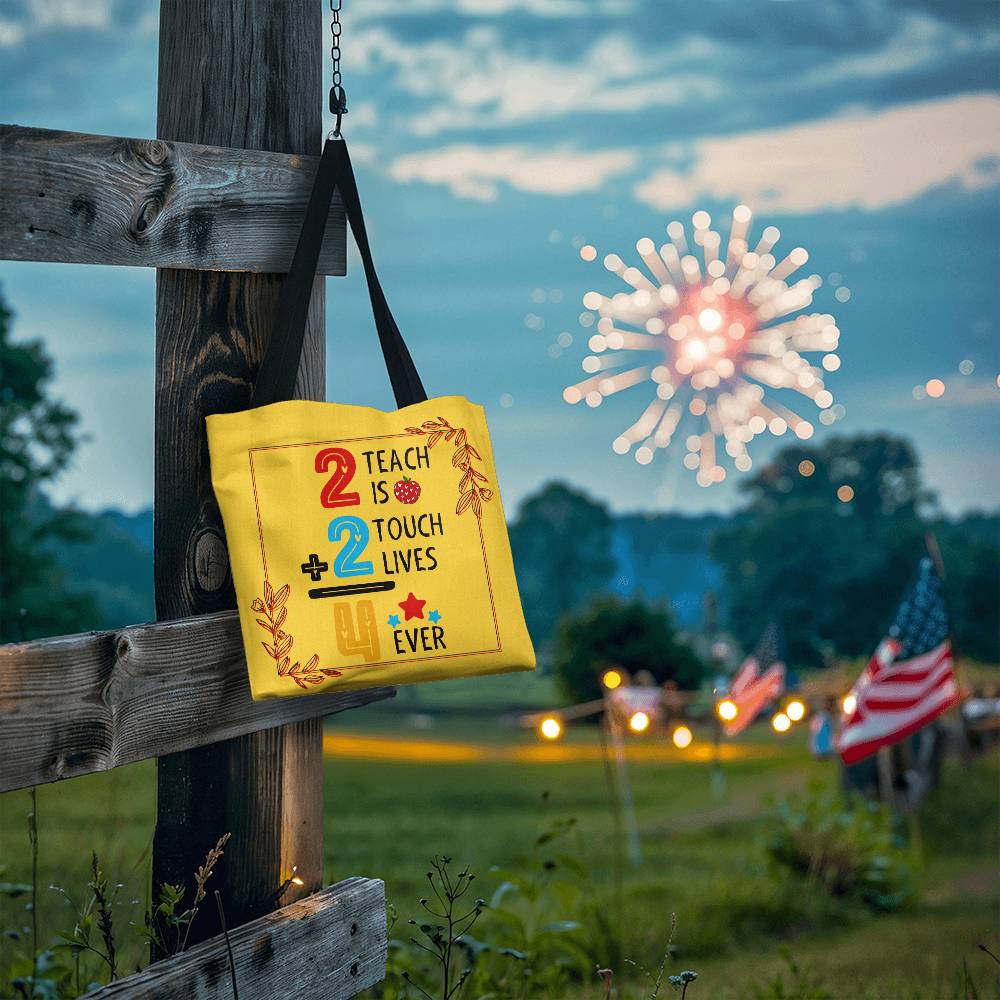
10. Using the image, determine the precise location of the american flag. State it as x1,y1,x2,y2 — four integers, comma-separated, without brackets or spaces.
724,621,785,736
836,557,961,766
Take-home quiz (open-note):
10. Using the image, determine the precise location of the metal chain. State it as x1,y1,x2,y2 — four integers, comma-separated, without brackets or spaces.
329,0,347,136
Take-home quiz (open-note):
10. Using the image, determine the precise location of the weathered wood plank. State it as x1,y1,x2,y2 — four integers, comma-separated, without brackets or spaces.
152,0,333,944
0,611,394,793
82,878,387,999
0,125,346,274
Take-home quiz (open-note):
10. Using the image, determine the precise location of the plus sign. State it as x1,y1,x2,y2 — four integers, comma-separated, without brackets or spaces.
300,554,328,582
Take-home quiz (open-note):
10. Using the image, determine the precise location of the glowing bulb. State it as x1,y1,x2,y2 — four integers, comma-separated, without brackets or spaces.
771,712,791,734
717,699,739,722
697,307,723,332
672,724,693,749
842,693,857,716
785,699,806,722
539,716,563,740
629,711,651,734
602,669,623,690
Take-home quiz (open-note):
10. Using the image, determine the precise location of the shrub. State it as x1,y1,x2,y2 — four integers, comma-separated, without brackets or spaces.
552,596,706,704
765,783,914,913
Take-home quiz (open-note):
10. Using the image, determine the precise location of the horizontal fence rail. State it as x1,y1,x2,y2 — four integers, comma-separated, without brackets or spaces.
82,877,386,999
0,125,346,273
0,612,393,792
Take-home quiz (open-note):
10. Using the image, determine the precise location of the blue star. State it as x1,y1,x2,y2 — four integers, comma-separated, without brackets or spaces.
387,614,401,628
428,610,442,623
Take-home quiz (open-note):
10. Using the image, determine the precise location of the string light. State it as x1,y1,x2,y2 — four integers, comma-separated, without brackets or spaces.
771,712,791,733
716,698,739,722
565,207,843,483
539,716,563,740
602,669,623,690
628,711,651,734
672,724,693,749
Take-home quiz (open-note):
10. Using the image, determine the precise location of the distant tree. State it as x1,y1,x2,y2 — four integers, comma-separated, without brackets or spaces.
509,481,615,649
553,595,705,704
932,516,1000,663
0,288,98,641
739,434,933,523
712,433,933,666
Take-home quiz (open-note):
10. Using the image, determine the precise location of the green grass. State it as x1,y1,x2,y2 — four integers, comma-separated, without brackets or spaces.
1,710,996,999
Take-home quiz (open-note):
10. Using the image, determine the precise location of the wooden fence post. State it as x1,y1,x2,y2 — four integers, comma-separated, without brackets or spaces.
153,0,328,943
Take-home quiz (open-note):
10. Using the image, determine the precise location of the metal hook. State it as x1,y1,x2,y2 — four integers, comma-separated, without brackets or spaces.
329,84,348,138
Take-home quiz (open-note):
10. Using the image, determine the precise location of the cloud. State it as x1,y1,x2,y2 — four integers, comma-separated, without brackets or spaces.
0,0,112,46
352,0,629,19
389,143,637,199
634,92,1000,214
349,26,723,135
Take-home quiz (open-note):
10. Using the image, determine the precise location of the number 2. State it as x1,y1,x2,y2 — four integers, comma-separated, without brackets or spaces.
316,447,360,508
328,515,374,577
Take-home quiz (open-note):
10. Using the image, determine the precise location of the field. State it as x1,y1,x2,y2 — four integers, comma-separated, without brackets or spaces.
1,676,997,999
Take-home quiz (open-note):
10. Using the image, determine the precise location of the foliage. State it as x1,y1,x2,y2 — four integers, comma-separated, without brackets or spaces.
744,947,833,1000
0,287,98,641
765,783,914,913
401,857,485,1000
553,595,706,703
710,432,979,665
379,810,598,999
138,832,231,956
509,481,615,649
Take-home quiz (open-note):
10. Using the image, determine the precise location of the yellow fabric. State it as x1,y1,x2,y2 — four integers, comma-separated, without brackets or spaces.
207,396,535,699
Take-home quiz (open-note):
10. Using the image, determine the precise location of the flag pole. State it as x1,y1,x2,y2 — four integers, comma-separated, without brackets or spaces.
924,530,972,758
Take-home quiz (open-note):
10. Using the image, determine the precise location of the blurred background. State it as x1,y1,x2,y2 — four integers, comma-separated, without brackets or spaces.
1,1,997,998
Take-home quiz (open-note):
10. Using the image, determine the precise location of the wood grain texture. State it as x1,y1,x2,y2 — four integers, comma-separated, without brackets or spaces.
0,611,394,794
0,125,345,274
81,877,387,999
153,0,333,944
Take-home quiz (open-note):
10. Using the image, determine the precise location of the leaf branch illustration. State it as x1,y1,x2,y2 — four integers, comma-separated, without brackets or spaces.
405,417,494,518
250,581,340,689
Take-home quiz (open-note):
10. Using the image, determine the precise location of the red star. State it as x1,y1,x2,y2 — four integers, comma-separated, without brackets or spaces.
398,592,426,621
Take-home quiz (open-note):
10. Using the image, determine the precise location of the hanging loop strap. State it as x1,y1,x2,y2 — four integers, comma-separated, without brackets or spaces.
253,138,427,409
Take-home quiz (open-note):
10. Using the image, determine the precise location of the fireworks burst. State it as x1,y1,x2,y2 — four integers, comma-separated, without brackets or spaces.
563,207,844,486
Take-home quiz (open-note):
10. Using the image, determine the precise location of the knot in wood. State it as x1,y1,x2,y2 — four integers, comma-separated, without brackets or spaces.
193,528,229,593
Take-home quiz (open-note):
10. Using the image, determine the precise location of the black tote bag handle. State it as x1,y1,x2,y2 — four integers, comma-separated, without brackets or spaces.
252,138,428,409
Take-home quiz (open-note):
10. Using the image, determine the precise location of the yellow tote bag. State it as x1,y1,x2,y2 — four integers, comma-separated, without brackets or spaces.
207,140,534,698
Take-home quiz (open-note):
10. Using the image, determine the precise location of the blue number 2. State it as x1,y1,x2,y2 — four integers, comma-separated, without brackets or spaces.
328,515,374,577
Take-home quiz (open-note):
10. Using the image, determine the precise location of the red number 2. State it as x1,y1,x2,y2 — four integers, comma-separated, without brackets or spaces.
315,447,360,508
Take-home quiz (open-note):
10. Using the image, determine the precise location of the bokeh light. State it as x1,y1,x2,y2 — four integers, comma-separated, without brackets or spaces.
629,711,651,734
717,698,739,722
785,699,806,722
837,485,854,503
925,378,945,398
672,724,693,749
798,459,815,477
842,693,857,716
602,669,623,690
771,712,791,733
539,716,562,740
